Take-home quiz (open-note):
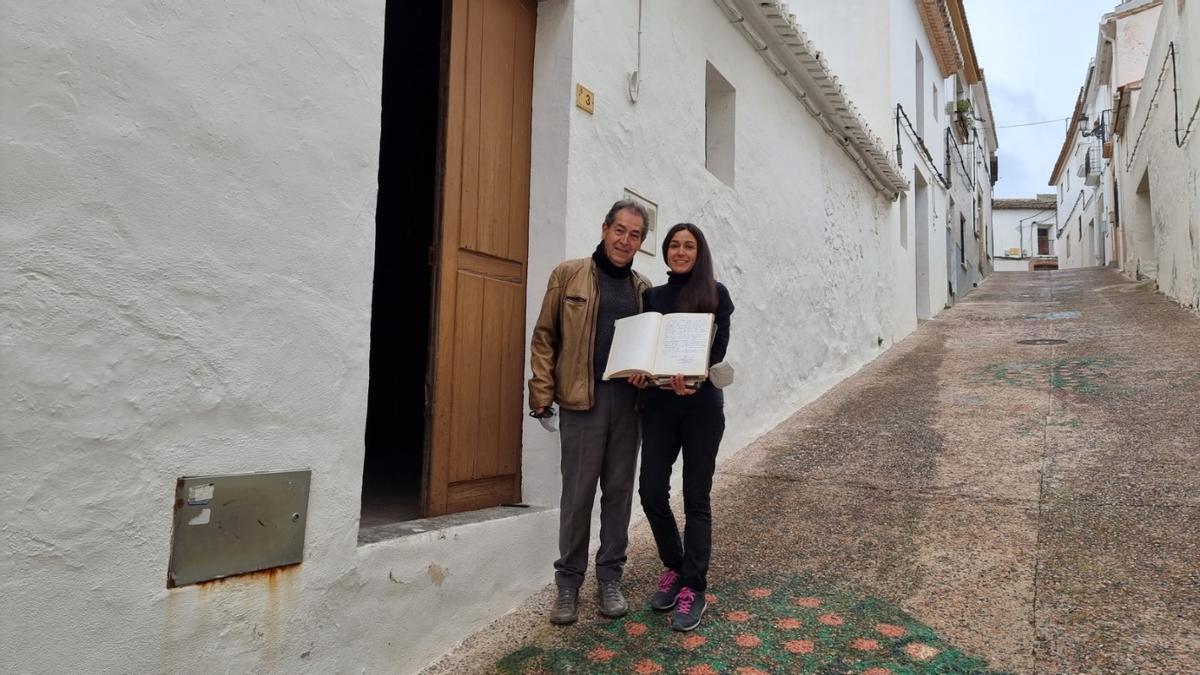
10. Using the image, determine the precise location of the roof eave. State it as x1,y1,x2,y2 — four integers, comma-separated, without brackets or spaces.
720,0,909,198
916,0,963,77
946,0,982,84
1049,84,1087,185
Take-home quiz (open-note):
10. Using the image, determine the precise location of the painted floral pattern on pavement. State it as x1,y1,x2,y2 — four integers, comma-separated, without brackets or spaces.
495,575,1003,674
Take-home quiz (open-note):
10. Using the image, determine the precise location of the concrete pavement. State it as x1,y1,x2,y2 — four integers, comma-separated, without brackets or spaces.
425,268,1199,674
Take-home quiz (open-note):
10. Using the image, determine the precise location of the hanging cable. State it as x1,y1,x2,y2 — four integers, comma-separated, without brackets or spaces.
1124,41,1197,171
946,127,972,189
894,103,948,188
628,0,643,102
995,117,1070,129
1172,41,1199,148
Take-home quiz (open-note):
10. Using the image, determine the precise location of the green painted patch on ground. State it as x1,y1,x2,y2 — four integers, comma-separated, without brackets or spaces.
975,358,1118,396
1014,415,1082,437
495,575,1004,674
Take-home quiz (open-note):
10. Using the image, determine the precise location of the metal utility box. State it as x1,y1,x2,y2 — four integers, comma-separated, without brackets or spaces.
167,469,311,588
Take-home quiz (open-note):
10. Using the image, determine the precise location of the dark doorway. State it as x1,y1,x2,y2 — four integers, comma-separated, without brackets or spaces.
361,0,445,528
1038,227,1050,255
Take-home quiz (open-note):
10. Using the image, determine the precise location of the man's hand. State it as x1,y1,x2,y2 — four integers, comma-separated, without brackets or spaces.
530,406,557,432
665,374,697,396
628,374,651,389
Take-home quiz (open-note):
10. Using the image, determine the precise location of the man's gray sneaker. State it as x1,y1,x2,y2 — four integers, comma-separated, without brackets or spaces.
650,568,683,611
549,585,578,625
597,579,628,618
670,587,706,631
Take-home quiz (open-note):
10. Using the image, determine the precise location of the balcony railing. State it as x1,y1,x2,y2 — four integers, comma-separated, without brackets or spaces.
1083,144,1102,186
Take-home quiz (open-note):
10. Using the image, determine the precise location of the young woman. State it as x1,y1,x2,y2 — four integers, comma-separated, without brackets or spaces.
630,222,733,632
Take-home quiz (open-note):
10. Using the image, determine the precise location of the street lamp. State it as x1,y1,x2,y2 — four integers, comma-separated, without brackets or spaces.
1077,112,1107,139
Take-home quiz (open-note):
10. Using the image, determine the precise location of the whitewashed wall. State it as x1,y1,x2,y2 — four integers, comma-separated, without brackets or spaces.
887,0,953,331
945,75,987,292
1115,4,1166,85
1102,3,1161,274
1118,0,1200,308
992,206,1055,271
788,1,895,141
1058,187,1101,269
1055,126,1089,269
1,1,413,672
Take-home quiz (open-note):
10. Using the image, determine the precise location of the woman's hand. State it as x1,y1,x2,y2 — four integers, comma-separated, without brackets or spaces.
666,373,697,396
628,374,651,389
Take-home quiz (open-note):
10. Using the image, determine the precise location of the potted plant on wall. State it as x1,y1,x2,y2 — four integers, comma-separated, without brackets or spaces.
953,98,974,139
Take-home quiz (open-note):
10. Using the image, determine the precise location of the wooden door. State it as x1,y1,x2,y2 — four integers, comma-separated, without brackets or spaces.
426,0,535,516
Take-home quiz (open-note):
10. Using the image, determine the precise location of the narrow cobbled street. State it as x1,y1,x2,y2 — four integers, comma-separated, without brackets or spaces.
428,268,1200,674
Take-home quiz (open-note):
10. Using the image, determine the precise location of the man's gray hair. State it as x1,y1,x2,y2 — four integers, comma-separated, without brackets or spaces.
603,199,649,236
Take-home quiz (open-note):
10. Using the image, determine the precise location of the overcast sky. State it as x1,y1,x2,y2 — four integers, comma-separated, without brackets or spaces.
962,0,1125,197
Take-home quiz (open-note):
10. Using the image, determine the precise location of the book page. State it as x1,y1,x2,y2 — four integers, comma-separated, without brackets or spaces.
602,312,662,379
651,313,713,377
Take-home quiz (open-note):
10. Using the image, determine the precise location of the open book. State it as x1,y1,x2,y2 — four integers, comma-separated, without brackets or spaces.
602,312,715,384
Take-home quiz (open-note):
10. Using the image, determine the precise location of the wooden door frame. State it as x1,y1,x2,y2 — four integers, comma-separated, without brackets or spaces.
415,0,455,519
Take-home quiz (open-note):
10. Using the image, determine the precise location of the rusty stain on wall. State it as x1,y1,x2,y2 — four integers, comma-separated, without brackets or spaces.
428,563,448,587
193,562,301,592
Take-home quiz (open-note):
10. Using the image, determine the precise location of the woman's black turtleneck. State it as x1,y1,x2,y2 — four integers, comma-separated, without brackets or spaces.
642,272,734,408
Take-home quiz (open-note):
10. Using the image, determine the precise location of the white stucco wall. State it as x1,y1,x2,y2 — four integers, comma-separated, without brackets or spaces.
787,0,895,142
0,1,424,672
993,206,1056,263
944,77,990,295
522,0,576,511
1118,0,1200,308
1058,186,1102,270
1054,124,1095,270
1114,4,1165,86
993,258,1032,273
1066,174,1102,271
1101,3,1162,274
888,0,952,332
1081,77,1114,268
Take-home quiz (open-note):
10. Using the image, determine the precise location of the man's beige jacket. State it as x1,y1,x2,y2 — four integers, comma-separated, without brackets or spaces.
528,257,652,411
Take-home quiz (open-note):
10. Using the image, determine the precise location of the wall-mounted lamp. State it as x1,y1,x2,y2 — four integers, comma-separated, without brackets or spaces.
1077,112,1107,138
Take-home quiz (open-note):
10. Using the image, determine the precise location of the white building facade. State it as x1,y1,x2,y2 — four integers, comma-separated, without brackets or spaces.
946,75,999,295
888,0,963,326
901,0,998,306
816,0,999,327
1052,0,1164,271
992,196,1058,271
2,1,995,672
1113,0,1200,308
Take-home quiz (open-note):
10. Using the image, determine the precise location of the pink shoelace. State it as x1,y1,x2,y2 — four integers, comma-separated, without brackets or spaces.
657,569,680,593
676,587,697,614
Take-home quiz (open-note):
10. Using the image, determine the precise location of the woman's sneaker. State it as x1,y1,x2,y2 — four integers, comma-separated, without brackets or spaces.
650,569,683,611
670,587,706,631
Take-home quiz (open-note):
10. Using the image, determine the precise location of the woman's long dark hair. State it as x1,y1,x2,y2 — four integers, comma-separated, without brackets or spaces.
662,222,718,314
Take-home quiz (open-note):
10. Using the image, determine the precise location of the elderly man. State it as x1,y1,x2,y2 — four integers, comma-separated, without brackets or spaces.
528,200,652,624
